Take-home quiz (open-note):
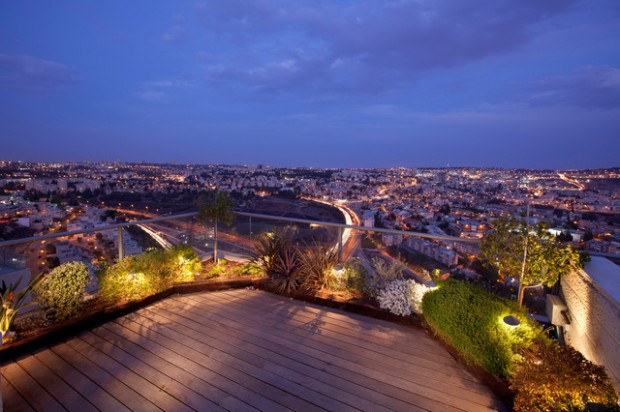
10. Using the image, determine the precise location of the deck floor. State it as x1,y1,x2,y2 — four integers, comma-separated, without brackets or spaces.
2,289,506,411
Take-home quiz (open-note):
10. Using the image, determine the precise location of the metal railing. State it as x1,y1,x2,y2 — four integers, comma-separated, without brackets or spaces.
0,210,480,265
2,209,613,268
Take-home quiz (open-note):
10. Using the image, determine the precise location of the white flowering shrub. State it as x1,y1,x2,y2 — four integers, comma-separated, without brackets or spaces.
377,279,437,316
377,279,411,316
407,281,435,314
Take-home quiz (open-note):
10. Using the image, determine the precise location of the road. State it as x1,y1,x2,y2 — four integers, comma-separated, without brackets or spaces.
558,173,585,190
303,198,361,261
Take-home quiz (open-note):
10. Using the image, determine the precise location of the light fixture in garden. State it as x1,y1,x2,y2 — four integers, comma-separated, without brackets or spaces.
503,315,521,326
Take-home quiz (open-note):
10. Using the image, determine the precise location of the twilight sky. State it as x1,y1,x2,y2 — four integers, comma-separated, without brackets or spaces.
1,1,619,169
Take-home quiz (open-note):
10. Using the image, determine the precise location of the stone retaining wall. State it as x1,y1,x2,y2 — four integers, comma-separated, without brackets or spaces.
561,258,620,390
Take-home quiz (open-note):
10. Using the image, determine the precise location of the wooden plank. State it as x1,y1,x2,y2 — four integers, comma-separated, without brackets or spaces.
78,330,225,412
132,306,425,412
122,310,398,412
184,292,492,397
127,312,320,410
162,293,502,411
92,323,259,412
143,301,463,412
32,348,130,412
105,318,294,412
116,310,347,412
16,352,97,412
205,291,468,373
0,371,35,412
225,288,446,350
1,361,66,411
50,342,160,412
66,334,190,412
219,289,456,362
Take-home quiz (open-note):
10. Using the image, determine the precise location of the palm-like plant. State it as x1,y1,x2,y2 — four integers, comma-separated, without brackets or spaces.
1,274,43,342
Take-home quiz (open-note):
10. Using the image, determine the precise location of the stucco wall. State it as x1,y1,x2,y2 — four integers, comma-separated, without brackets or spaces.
561,258,620,391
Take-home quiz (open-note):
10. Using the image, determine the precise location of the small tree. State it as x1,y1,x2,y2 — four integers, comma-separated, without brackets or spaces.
480,216,584,306
196,190,234,265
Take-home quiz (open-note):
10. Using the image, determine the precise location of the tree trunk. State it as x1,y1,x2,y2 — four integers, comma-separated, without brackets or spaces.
214,218,218,265
517,283,525,306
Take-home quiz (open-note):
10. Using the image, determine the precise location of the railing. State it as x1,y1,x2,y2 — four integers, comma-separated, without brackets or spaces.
1,209,613,280
0,210,479,261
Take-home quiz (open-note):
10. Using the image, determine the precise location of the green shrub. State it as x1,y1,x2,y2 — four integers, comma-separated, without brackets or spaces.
235,263,263,277
321,258,367,293
206,264,224,279
98,249,174,302
422,279,541,376
33,261,90,321
166,244,201,282
511,340,618,411
342,259,366,293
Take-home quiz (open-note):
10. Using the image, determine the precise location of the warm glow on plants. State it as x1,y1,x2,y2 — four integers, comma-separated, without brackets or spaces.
126,272,147,287
422,279,541,376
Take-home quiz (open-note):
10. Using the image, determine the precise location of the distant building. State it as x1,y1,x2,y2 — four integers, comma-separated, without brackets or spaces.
362,210,375,228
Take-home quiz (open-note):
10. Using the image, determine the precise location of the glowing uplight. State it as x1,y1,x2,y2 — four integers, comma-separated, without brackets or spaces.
126,272,147,286
503,315,521,326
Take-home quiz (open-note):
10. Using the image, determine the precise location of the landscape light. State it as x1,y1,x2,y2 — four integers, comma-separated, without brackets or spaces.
503,315,521,326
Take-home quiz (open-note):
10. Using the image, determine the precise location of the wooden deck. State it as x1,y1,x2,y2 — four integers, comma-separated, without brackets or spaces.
1,289,506,411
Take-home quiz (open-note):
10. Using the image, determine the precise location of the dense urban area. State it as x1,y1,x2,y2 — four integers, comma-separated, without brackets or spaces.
1,160,619,283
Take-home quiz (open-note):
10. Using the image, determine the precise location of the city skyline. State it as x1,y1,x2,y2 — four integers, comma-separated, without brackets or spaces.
1,1,619,169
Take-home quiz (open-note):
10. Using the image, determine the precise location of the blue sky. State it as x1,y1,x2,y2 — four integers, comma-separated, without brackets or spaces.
1,0,619,169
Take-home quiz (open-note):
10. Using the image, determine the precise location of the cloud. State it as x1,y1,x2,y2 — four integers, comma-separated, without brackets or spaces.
193,0,575,96
161,26,189,44
525,65,620,109
134,90,167,102
0,54,80,93
134,78,198,102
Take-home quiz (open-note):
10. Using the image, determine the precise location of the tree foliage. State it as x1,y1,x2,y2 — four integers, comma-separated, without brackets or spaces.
480,216,585,304
196,190,234,264
196,190,235,227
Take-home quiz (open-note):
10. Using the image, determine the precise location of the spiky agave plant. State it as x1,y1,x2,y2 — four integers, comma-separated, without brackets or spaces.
298,242,338,292
270,243,303,294
250,228,303,294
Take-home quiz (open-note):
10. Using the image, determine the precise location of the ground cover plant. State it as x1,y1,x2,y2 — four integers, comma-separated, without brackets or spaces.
422,279,540,376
